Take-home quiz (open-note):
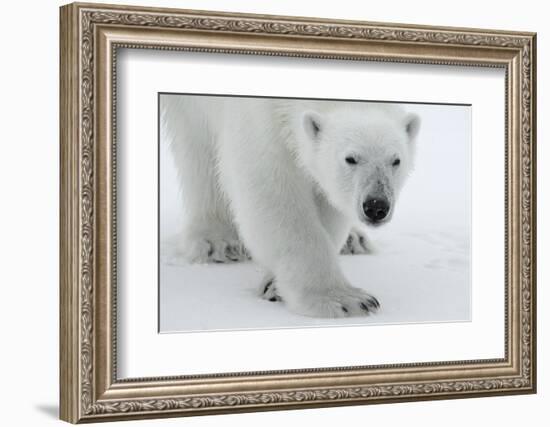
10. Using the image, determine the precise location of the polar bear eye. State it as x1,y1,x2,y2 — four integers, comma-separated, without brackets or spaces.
392,158,401,167
345,156,358,165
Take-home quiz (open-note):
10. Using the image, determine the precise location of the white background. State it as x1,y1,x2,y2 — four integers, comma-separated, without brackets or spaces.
0,0,546,426
118,48,506,378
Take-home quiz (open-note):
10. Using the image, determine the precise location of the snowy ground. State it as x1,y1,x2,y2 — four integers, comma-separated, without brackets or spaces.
159,101,471,333
160,222,470,332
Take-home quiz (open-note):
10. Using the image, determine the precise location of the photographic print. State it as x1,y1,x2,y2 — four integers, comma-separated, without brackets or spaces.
159,94,471,332
60,4,536,422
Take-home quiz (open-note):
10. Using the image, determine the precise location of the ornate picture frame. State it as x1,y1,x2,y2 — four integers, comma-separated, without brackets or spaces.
60,2,536,423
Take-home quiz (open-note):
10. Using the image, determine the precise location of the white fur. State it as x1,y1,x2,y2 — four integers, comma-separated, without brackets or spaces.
161,96,419,318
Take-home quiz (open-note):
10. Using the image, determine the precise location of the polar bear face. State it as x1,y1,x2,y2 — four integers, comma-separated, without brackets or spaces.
298,105,420,226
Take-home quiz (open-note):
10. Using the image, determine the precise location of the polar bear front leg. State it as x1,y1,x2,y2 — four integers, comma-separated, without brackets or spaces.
254,235,379,316
226,175,379,317
162,96,249,265
274,243,380,318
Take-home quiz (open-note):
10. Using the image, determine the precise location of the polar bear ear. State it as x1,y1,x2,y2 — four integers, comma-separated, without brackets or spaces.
404,113,421,141
302,111,323,141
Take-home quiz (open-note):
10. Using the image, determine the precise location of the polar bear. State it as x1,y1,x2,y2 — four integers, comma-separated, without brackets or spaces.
161,95,420,318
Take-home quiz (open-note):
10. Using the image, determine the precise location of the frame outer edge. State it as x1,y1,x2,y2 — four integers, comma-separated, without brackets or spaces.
69,1,536,37
60,3,81,424
529,33,537,393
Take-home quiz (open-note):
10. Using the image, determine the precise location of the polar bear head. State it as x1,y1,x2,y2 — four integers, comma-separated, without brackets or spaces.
297,103,420,226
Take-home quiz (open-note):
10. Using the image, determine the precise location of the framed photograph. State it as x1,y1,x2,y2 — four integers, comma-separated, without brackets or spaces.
60,2,537,423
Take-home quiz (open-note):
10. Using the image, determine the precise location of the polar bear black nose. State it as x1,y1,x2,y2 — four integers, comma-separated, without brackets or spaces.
363,197,390,222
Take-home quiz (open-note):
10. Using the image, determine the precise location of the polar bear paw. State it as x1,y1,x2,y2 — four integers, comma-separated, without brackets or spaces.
163,230,250,265
287,285,380,318
340,228,372,255
259,277,283,302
